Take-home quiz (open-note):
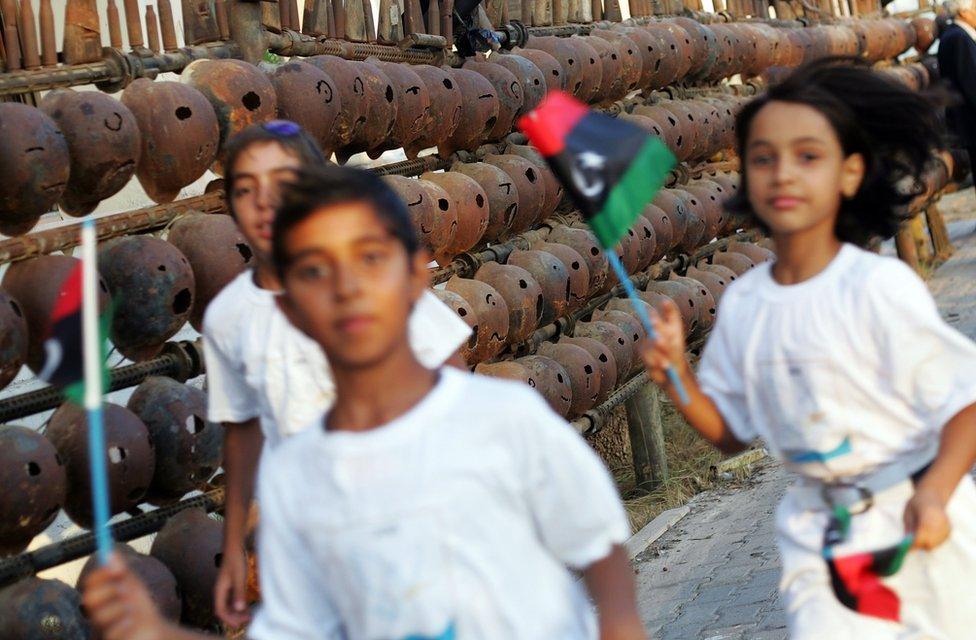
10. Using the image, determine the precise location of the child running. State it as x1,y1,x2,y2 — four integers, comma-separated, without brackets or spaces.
82,164,644,640
202,121,472,627
641,58,976,639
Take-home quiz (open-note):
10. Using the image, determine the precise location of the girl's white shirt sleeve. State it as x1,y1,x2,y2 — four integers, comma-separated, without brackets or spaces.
863,259,976,431
516,392,632,569
697,294,756,445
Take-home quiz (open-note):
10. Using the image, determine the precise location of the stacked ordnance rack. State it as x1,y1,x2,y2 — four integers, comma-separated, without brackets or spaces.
0,0,958,634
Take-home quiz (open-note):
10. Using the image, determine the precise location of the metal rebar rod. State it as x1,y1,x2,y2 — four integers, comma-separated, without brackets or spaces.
0,340,204,423
265,30,449,64
0,192,225,265
0,488,224,587
0,41,239,96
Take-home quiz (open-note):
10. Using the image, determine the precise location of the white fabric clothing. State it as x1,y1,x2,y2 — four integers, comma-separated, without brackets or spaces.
697,244,976,638
203,270,472,448
777,475,976,640
248,368,631,640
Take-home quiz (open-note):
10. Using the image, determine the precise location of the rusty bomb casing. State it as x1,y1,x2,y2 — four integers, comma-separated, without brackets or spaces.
127,376,222,502
416,178,459,265
506,248,571,325
306,55,368,149
340,60,396,159
473,261,544,345
0,426,66,555
686,264,731,304
511,46,566,93
559,335,616,404
0,292,27,391
439,68,498,156
669,188,707,252
615,225,642,275
450,161,518,242
490,53,546,113
0,103,69,235
167,213,252,331
526,36,586,98
671,273,716,336
383,176,454,260
369,59,431,156
572,319,632,383
38,89,140,217
0,577,89,639
641,203,674,261
484,153,547,233
590,28,643,93
547,224,610,295
47,402,155,529
651,189,690,249
2,254,110,375
592,307,646,375
517,354,574,417
421,171,489,262
120,79,218,204
574,35,621,102
408,65,462,157
98,236,195,362
504,143,562,218
644,279,697,338
710,250,754,276
445,276,510,363
682,182,726,242
431,289,478,361
728,239,775,264
463,58,524,142
537,341,601,417
78,545,181,634
533,241,590,310
150,508,223,628
474,360,532,385
181,59,277,176
267,60,342,157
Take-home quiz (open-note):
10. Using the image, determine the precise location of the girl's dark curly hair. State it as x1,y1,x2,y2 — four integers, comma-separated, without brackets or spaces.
725,57,945,247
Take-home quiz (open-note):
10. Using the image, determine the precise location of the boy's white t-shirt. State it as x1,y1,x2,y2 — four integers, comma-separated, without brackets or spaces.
247,368,631,640
698,243,976,480
202,270,472,447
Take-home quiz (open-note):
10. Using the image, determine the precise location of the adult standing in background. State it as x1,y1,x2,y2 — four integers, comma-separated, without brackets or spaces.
939,0,976,190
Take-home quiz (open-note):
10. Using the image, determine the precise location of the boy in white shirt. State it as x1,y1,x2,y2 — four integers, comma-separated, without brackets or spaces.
82,164,644,640
202,122,472,626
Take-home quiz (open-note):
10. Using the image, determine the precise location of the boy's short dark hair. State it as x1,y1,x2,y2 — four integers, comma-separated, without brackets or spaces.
272,165,420,277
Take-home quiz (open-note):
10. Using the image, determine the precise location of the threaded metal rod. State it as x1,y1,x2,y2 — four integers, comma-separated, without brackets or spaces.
0,488,224,587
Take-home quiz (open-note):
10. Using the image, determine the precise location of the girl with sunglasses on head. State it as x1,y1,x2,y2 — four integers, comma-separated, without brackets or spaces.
641,59,976,638
203,121,472,629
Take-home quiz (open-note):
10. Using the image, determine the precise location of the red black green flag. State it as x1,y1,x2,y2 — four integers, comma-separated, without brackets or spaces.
517,91,676,249
823,506,914,622
37,261,111,404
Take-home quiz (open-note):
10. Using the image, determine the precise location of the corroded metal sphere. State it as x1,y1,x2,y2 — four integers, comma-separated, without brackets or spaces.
0,426,66,555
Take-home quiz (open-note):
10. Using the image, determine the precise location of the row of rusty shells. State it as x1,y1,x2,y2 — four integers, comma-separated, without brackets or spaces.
0,18,922,236
0,216,249,374
468,240,773,418
0,377,219,554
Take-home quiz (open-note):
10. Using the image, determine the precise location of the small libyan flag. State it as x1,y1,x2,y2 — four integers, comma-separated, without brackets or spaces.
517,91,676,249
37,260,111,404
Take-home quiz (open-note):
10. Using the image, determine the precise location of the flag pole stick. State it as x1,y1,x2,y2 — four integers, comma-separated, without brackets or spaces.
81,219,113,565
606,251,691,405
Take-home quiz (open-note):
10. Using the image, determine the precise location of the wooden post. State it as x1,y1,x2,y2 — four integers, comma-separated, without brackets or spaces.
895,224,921,273
624,382,669,490
910,214,933,264
924,204,954,261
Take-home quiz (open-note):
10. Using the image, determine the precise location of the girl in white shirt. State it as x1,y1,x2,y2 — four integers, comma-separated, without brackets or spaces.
642,59,976,639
